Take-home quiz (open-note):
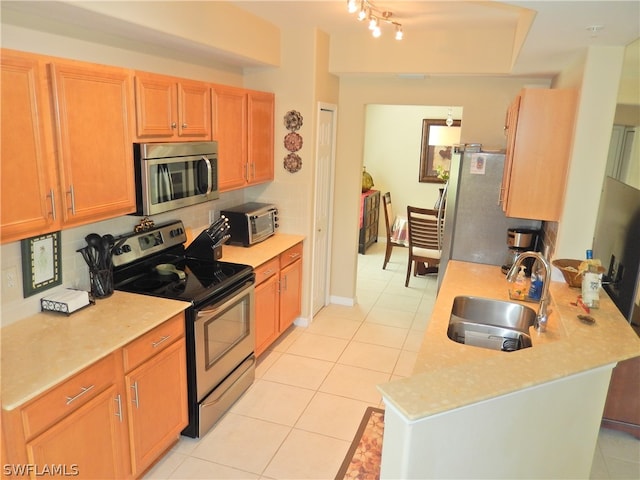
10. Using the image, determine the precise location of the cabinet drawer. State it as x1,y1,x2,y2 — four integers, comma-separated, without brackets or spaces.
123,313,185,372
280,243,303,269
255,257,279,286
21,353,117,439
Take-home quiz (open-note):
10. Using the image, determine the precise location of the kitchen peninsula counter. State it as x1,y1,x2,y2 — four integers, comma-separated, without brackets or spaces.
378,260,640,479
379,260,640,419
1,291,190,411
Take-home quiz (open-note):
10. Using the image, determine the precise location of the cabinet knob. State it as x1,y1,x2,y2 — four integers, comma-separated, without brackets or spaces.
182,123,188,129
171,122,177,129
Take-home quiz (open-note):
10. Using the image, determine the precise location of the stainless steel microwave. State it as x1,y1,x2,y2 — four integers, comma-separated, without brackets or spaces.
133,142,219,216
221,203,279,246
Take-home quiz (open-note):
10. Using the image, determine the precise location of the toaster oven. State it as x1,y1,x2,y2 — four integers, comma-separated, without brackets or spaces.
221,203,279,247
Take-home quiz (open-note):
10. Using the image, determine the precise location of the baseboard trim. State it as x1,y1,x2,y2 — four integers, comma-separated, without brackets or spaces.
329,295,356,307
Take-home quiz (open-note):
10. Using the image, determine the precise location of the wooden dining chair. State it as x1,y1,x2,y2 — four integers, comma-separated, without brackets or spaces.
405,206,442,287
382,192,406,269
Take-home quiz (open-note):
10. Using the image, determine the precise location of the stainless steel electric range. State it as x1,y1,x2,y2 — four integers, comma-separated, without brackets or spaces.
112,220,255,438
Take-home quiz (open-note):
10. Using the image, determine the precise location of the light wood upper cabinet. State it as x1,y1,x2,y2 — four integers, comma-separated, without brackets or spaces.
248,91,275,185
1,51,57,243
213,85,274,192
134,72,211,140
49,60,137,227
213,85,248,191
501,88,578,221
1,50,137,243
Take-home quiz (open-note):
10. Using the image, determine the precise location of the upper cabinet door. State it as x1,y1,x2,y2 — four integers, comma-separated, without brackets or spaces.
49,60,136,226
501,88,577,221
213,85,248,191
248,90,275,185
1,51,58,243
177,80,211,138
500,95,521,213
213,85,274,192
134,73,177,138
134,72,211,141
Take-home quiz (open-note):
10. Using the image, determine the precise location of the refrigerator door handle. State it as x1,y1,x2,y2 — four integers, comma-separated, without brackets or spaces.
437,182,448,249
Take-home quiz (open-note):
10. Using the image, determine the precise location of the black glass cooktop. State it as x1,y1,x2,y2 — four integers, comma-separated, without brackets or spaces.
114,251,253,306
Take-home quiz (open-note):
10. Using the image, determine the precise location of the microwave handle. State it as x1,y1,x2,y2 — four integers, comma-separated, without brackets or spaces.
202,156,213,196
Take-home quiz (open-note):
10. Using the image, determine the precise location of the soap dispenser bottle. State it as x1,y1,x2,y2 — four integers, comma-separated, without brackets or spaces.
528,262,544,301
510,266,527,300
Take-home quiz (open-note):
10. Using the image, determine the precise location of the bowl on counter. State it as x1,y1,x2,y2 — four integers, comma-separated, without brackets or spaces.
552,259,605,288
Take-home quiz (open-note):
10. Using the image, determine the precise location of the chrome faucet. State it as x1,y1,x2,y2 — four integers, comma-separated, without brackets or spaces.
507,251,552,332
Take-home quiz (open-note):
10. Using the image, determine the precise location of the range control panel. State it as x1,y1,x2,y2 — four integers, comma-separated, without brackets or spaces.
111,221,187,268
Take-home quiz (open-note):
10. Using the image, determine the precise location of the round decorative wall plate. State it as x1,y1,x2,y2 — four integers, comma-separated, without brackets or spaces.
284,110,303,131
284,153,302,173
284,132,303,152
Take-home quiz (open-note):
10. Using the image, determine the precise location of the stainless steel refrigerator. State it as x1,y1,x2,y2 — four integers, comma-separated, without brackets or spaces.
593,176,640,325
436,145,541,290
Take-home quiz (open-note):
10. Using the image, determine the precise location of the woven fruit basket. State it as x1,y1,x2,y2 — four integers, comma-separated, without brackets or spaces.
552,259,605,288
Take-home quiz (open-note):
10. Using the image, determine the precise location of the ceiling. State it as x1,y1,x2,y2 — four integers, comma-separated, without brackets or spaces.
2,1,638,80
232,0,639,77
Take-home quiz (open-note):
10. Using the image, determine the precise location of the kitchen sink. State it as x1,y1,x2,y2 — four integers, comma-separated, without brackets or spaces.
447,296,537,352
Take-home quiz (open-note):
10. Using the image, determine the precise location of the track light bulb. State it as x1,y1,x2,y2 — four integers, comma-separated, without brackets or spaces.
349,1,405,40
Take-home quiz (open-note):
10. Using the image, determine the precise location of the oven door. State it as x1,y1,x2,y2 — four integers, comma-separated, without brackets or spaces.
194,280,255,401
249,211,276,244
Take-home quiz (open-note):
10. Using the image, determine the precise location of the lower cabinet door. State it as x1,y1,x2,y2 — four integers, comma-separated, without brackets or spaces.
125,338,188,476
26,385,127,479
279,259,302,331
255,274,279,356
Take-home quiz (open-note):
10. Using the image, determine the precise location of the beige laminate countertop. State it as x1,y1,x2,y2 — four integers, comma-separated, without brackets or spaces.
378,260,640,421
219,233,305,267
1,291,190,411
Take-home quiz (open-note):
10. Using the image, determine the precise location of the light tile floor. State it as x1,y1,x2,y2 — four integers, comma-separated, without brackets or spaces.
145,242,639,479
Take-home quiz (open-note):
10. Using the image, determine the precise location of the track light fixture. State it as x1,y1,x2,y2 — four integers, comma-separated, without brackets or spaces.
347,0,403,40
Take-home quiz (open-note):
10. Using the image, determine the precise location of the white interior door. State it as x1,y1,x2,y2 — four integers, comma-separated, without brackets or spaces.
312,105,336,316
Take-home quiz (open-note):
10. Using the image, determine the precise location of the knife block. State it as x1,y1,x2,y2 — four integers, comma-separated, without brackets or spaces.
185,230,223,261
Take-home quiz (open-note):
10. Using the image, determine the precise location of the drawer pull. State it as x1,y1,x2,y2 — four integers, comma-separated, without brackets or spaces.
289,252,300,259
131,381,140,408
263,269,274,276
152,335,171,348
115,394,123,422
65,384,94,405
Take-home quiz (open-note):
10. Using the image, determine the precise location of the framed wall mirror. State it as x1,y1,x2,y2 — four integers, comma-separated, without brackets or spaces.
419,119,461,183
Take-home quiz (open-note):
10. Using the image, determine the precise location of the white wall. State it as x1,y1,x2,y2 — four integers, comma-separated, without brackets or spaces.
554,46,626,259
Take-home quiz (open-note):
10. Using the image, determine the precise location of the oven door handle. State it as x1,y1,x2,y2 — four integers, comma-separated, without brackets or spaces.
197,280,254,317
